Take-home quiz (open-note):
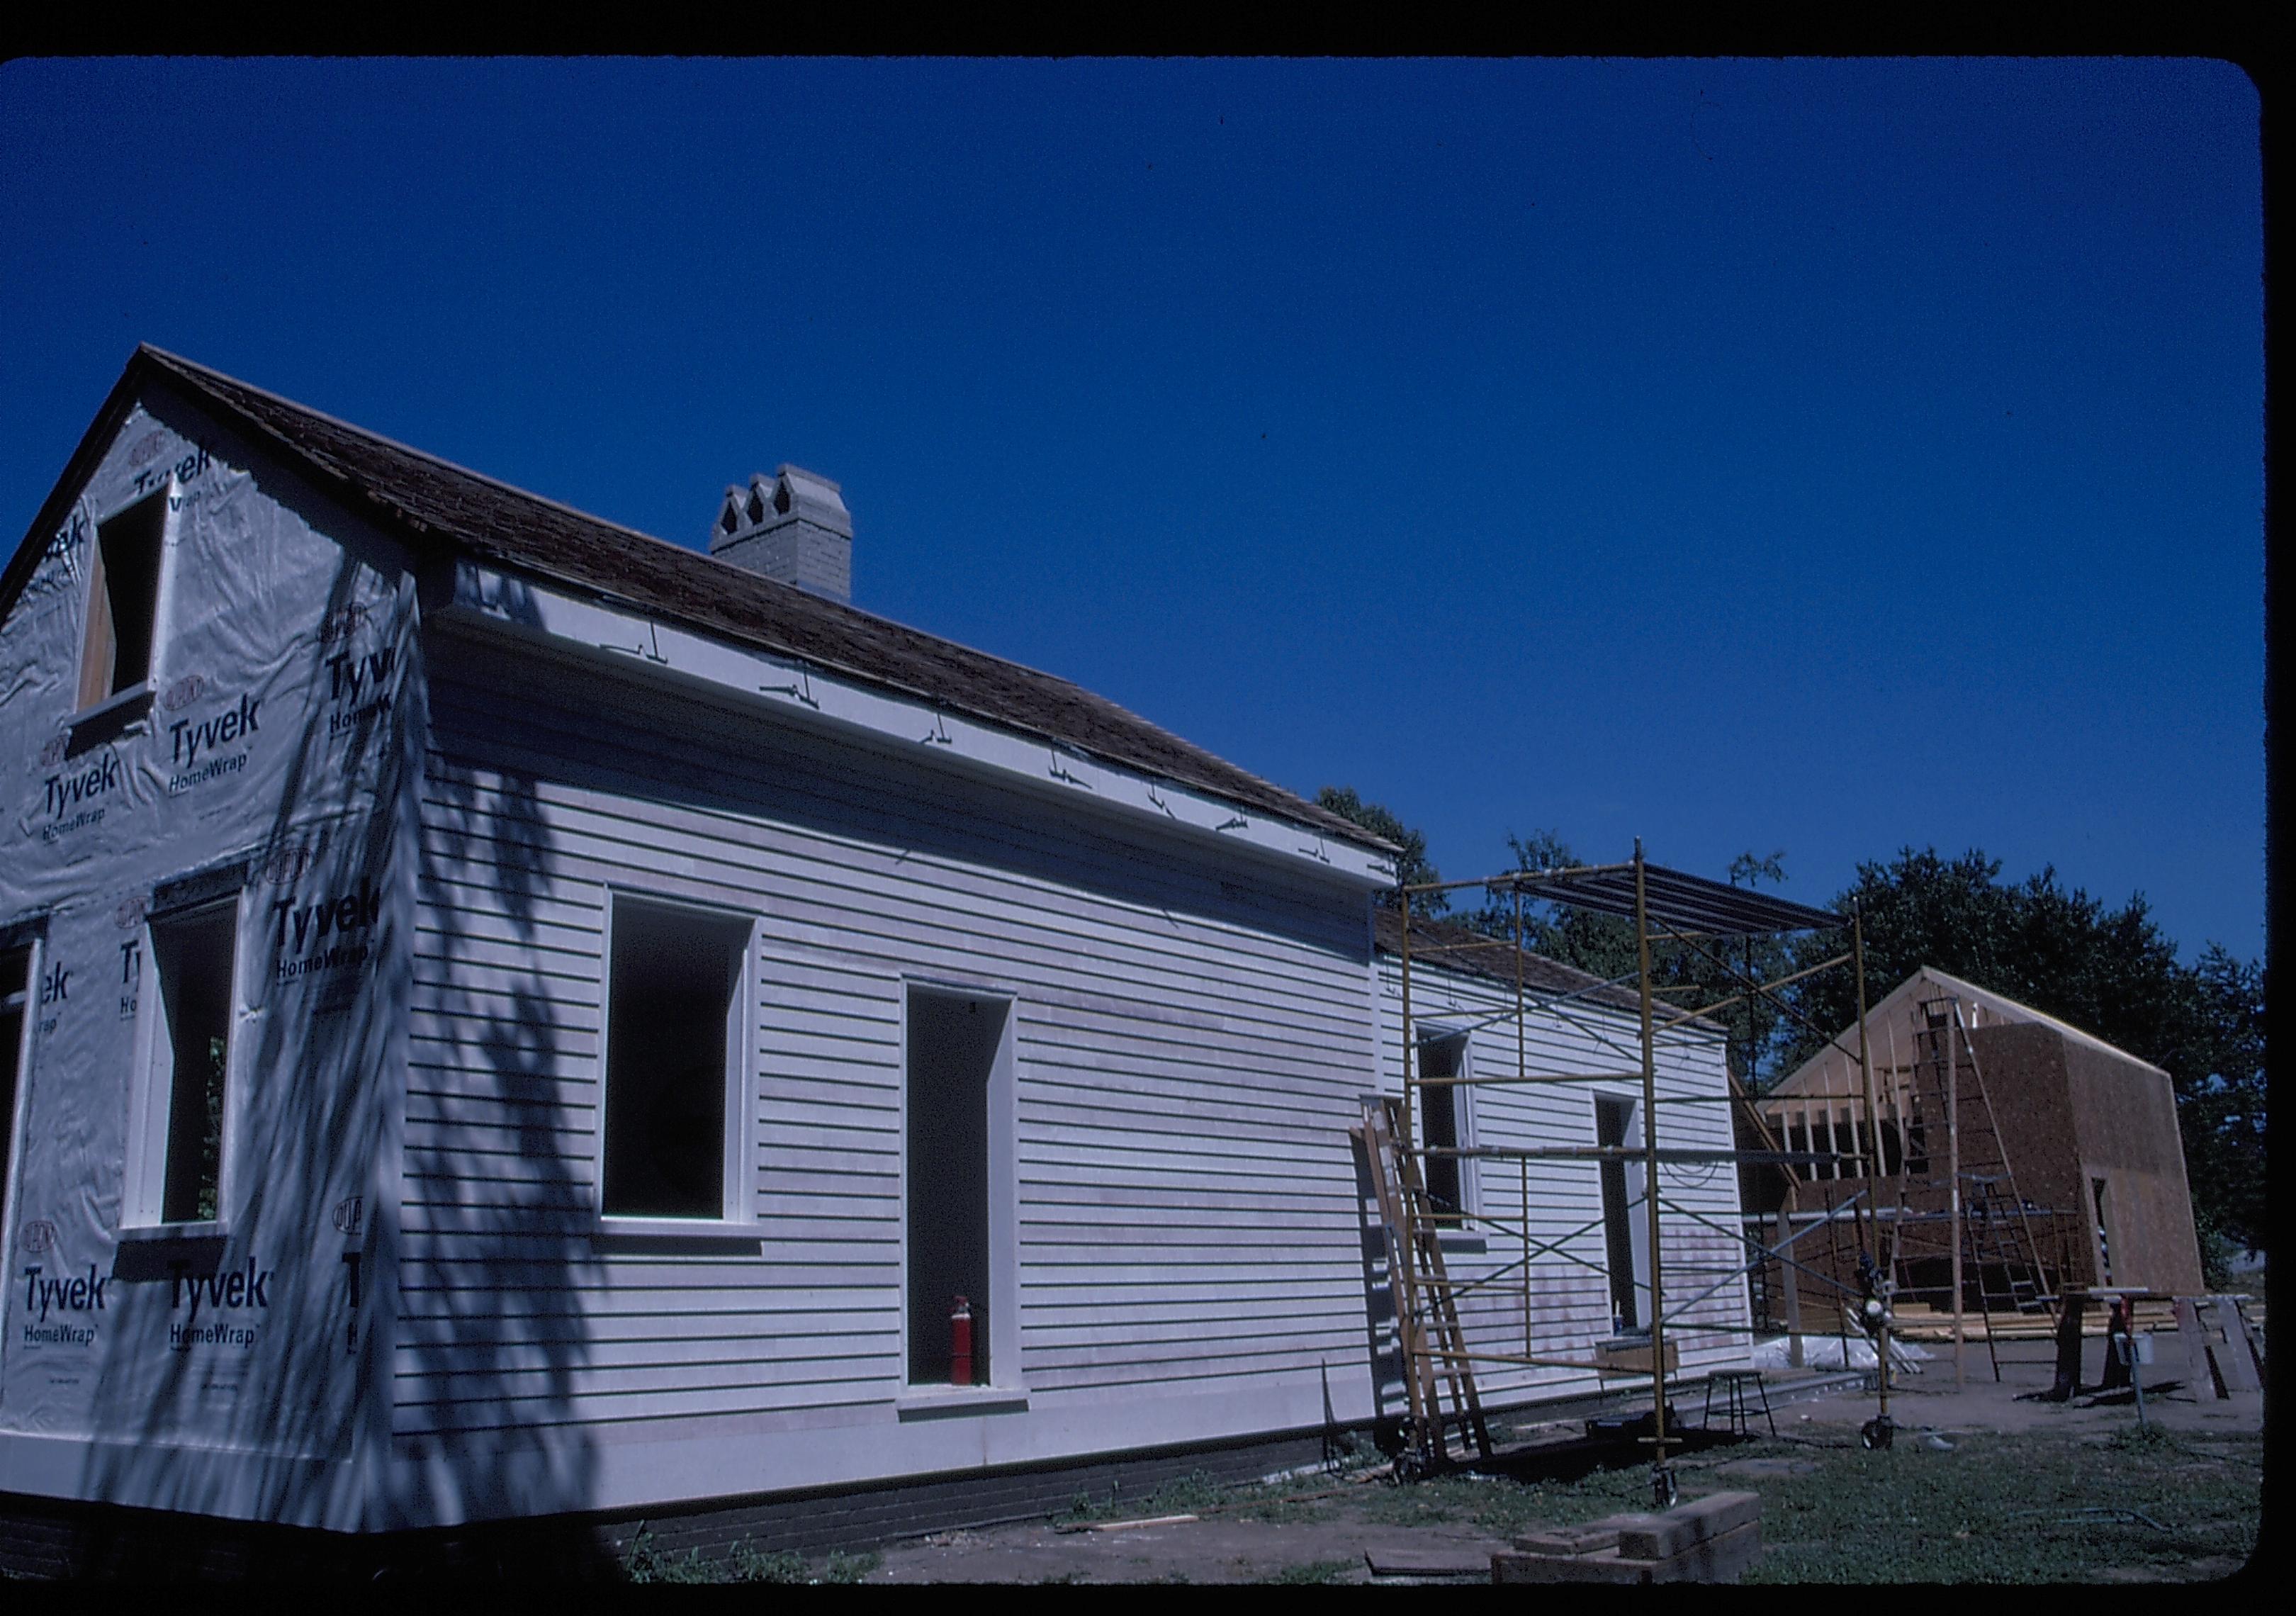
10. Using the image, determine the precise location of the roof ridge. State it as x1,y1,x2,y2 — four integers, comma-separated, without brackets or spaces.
140,344,736,563
1911,965,2169,1075
125,347,1391,855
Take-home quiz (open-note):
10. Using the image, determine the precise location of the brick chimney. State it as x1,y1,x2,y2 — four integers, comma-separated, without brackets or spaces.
710,465,852,602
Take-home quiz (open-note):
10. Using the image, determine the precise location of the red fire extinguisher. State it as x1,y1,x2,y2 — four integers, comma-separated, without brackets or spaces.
950,1295,974,1387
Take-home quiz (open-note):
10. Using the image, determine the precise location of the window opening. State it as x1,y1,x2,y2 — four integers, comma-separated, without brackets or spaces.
2091,1177,2113,1286
1417,1031,1470,1223
79,490,167,711
602,899,749,1219
1595,1095,1642,1331
1,946,28,1232
906,987,1004,1384
150,904,237,1224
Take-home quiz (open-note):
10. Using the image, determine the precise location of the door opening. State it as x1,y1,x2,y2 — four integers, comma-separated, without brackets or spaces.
906,987,1007,1385
1596,1095,1643,1331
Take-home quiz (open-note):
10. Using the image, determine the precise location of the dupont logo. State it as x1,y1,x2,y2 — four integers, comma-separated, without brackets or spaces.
332,1196,364,1237
38,735,67,769
19,1221,57,1256
162,673,207,713
261,843,313,887
317,603,369,646
128,430,167,468
22,512,88,605
115,894,147,931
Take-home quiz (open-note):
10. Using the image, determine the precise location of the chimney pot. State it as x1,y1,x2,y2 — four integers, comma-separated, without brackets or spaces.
709,464,853,603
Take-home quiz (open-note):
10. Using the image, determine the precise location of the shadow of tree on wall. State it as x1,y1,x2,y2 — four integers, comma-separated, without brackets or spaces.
390,583,608,1572
55,556,612,1577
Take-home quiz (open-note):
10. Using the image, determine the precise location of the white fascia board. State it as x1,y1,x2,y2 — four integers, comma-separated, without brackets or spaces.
434,561,1397,892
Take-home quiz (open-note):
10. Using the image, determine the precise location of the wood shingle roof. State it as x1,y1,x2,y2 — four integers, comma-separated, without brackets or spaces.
6,347,1390,855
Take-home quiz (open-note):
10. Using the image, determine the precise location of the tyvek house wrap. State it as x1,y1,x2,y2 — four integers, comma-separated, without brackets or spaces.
1,402,415,1500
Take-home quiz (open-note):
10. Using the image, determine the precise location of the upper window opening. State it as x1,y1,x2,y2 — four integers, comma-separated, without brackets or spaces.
78,490,168,711
1417,1031,1471,1223
602,898,750,1221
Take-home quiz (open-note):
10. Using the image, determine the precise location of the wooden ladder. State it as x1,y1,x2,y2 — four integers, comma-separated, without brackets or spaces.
1354,1096,1492,1474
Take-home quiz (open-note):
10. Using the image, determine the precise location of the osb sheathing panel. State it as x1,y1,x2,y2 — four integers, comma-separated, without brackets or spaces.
1966,1023,2084,1218
2061,1038,2206,1295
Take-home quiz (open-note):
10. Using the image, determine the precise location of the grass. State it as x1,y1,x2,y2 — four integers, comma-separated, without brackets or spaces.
1357,1464,1655,1536
622,1527,882,1585
1261,1559,1355,1584
1057,1420,2260,1583
626,1414,2262,1584
1740,1424,2261,1583
1058,1469,1259,1526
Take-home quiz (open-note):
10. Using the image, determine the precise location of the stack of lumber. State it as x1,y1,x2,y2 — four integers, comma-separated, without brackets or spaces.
1867,1298,2177,1342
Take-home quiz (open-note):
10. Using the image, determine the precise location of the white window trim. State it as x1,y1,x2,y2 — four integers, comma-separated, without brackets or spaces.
120,886,254,1237
897,974,1024,1398
591,887,760,1238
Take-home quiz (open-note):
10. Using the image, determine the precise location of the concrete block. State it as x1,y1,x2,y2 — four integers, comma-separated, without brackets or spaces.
1616,1490,1761,1560
1511,1523,1622,1556
1650,1520,1762,1584
1493,1547,1651,1584
1497,1494,1762,1585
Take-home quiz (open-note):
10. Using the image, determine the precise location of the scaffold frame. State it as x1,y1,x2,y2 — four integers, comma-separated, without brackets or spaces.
1378,841,1924,1503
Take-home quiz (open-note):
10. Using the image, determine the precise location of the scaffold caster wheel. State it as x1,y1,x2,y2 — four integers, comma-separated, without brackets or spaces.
1859,1416,1896,1452
1652,1466,1679,1509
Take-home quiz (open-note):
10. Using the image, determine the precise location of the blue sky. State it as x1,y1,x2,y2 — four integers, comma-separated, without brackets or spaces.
0,59,2263,959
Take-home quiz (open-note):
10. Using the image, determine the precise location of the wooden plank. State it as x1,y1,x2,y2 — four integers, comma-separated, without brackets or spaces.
2173,1297,2221,1396
2209,1296,2262,1393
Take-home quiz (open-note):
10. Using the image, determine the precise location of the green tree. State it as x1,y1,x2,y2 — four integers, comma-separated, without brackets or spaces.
1316,786,1446,912
2154,946,2267,1264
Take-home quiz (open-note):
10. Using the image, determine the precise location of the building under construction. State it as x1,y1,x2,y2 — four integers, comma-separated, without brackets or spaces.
1745,967,2205,1361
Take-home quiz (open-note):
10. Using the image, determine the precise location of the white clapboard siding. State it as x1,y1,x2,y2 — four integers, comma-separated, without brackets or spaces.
400,634,1380,1453
1371,952,1754,1406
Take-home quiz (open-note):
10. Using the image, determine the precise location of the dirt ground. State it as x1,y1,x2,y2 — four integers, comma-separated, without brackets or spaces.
865,1337,2266,1585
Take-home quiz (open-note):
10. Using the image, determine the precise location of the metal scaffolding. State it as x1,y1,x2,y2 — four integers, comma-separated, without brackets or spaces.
1368,841,1917,1505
